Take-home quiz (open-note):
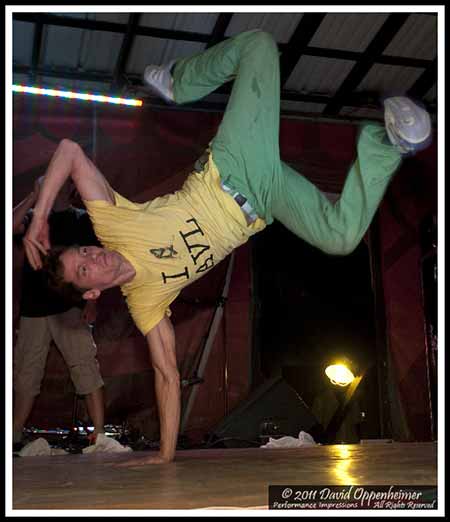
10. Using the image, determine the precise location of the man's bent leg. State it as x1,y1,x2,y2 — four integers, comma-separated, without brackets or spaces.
173,30,282,222
271,123,402,255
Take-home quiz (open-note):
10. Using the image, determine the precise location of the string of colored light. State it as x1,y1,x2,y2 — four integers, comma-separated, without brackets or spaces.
12,84,143,107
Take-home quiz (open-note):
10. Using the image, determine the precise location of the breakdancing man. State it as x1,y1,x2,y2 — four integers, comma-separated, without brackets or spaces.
23,30,432,465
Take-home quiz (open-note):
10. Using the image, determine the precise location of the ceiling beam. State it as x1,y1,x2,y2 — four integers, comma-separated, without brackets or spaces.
205,13,233,49
29,17,44,83
111,13,141,92
280,13,327,86
322,13,410,116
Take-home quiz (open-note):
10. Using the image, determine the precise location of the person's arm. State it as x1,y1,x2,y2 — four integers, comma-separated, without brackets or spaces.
13,176,43,234
148,316,180,462
116,316,180,466
23,139,115,269
13,192,36,235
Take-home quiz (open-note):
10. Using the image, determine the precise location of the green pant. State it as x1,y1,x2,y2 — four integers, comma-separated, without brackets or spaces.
173,30,402,255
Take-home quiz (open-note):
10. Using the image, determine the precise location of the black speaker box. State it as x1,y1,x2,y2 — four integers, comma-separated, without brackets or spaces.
211,376,319,447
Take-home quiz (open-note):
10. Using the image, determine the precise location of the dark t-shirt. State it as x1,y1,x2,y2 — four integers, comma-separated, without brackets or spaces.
18,207,100,317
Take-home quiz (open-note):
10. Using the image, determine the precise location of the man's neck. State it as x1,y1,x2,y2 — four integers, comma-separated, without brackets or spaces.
114,253,137,286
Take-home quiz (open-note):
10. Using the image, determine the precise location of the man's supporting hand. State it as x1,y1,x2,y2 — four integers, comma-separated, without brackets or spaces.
113,453,173,467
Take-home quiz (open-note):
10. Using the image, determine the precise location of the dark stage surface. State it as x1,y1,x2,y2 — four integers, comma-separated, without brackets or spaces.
13,442,437,510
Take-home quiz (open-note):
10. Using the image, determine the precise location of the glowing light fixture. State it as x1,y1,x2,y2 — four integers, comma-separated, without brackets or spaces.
12,84,143,107
325,363,355,387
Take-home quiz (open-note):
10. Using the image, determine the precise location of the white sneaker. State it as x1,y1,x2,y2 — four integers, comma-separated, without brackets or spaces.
383,96,432,155
142,60,176,103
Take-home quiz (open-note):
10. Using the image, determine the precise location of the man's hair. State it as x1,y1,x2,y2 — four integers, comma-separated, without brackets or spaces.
42,245,87,305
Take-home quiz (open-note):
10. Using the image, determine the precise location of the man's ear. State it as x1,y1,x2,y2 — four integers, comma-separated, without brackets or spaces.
82,288,101,301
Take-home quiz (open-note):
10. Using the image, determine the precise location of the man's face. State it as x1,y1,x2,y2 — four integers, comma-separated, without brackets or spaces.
60,246,123,291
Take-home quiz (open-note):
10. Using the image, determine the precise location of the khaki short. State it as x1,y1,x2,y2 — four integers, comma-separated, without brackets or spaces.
14,307,104,397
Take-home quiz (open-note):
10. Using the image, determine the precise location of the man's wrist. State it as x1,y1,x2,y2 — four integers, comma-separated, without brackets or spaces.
159,451,174,463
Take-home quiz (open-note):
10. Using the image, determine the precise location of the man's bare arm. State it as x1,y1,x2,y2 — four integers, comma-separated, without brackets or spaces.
33,139,114,220
24,139,114,269
115,316,180,466
147,316,180,462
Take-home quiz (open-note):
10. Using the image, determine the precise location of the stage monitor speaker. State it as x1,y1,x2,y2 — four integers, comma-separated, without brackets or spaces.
211,376,319,447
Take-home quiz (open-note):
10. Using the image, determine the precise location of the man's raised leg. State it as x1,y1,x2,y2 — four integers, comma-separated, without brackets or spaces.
143,30,283,223
271,123,403,255
270,95,431,256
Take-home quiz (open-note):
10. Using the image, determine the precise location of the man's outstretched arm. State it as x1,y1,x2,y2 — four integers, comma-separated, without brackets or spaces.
116,316,180,466
148,316,180,463
24,139,114,269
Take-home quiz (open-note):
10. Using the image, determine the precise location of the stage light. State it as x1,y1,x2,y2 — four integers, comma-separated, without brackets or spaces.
325,363,356,387
12,84,143,107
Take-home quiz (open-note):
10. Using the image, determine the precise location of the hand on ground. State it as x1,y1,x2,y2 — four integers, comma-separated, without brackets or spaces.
113,454,172,467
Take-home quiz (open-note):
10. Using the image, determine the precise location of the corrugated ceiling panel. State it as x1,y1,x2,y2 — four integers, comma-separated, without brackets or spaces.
126,36,205,74
309,13,388,52
356,64,426,94
285,56,356,95
383,14,437,60
225,13,303,43
41,26,83,69
13,21,34,66
140,12,218,34
78,31,124,72
41,26,123,72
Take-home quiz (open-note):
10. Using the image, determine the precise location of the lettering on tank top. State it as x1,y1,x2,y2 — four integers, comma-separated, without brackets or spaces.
157,217,215,284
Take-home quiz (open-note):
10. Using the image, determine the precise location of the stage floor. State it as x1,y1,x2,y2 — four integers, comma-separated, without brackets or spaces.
13,442,437,510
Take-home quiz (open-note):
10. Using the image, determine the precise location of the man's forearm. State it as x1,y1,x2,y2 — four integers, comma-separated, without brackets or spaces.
154,371,180,461
33,139,77,219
